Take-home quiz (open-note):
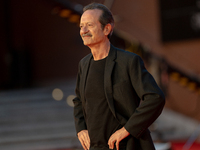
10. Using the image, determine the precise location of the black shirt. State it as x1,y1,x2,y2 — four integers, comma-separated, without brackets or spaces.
85,57,123,149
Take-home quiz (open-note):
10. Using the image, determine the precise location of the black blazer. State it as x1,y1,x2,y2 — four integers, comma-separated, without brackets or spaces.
73,44,165,150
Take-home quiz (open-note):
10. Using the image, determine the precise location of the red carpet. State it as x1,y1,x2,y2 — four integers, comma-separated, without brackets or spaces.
44,142,200,150
171,141,200,150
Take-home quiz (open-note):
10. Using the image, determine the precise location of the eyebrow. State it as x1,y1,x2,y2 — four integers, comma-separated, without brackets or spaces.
80,22,94,25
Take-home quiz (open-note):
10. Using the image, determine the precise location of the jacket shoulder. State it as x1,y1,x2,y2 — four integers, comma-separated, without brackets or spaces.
79,53,92,65
113,46,141,62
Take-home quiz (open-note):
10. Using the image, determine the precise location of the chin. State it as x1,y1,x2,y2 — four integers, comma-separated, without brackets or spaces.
83,42,89,46
83,42,92,46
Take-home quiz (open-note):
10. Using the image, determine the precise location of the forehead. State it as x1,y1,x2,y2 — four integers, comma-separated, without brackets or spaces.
80,9,102,23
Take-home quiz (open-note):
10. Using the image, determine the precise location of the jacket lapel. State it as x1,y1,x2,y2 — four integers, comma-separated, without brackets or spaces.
104,45,117,118
81,54,93,105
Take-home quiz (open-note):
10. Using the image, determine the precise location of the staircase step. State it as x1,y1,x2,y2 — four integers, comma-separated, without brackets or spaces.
0,80,80,150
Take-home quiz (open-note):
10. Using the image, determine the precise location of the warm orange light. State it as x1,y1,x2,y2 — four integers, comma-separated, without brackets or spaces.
68,14,80,23
179,77,189,87
60,9,71,18
170,72,180,82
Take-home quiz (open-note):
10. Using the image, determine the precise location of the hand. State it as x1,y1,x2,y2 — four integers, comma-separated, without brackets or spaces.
77,130,90,150
108,127,130,150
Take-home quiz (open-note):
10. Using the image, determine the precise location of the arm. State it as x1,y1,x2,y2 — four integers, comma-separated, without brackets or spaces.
108,54,165,149
73,62,89,149
73,62,87,133
124,55,165,138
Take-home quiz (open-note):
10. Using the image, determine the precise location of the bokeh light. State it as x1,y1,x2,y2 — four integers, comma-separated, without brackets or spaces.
52,88,64,101
67,95,76,107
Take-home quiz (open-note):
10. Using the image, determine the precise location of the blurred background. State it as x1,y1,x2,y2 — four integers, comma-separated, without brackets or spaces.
1,0,200,150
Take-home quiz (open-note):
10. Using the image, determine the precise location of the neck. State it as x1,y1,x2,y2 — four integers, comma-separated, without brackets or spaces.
89,40,110,61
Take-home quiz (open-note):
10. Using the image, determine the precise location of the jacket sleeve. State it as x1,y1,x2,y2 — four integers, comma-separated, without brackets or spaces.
124,55,165,138
73,62,87,134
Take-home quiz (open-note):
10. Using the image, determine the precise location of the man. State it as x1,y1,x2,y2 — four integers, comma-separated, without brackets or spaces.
73,2,165,150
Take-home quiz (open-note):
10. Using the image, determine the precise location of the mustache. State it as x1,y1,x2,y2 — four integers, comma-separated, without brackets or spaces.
82,33,92,37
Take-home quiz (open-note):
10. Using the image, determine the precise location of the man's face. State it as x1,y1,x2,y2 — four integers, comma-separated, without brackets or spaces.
80,9,107,47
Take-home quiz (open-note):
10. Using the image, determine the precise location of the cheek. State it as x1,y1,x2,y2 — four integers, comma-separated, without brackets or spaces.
94,29,104,37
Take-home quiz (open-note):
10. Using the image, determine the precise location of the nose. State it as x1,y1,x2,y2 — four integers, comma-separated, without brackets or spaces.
80,26,88,35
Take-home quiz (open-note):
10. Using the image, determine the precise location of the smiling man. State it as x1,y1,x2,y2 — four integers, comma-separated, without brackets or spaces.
73,3,165,150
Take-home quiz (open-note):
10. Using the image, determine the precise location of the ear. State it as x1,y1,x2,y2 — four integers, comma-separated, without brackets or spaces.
103,24,112,36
